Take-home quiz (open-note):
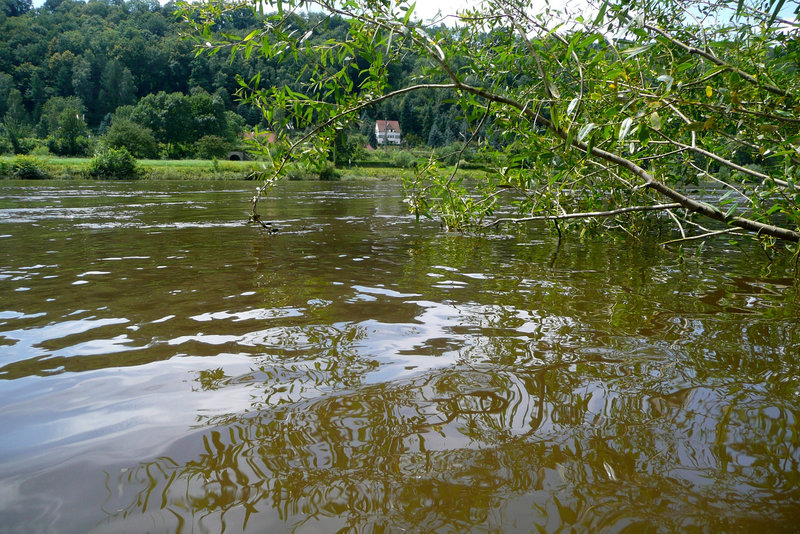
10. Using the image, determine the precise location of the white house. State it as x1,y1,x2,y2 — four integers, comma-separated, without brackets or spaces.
375,120,402,145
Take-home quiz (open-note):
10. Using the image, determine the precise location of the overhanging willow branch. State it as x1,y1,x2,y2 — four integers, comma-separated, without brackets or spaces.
483,203,683,228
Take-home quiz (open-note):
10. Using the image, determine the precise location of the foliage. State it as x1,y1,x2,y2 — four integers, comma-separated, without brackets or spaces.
0,0,256,152
10,155,47,179
392,150,417,169
184,0,800,248
104,118,158,159
2,116,27,154
333,130,367,165
46,107,89,156
195,135,231,160
1,0,32,17
284,163,312,181
317,161,341,181
29,144,51,156
36,96,84,138
88,147,140,180
0,0,475,161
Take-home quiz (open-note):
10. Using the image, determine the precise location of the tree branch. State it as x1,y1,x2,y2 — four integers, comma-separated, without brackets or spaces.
237,0,800,244
642,22,791,99
661,229,743,246
483,203,682,228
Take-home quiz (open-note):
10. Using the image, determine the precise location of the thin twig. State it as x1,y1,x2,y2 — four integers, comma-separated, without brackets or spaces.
661,228,744,246
666,208,687,239
484,203,682,228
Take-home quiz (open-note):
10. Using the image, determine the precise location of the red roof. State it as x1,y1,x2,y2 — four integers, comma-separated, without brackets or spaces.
375,120,401,133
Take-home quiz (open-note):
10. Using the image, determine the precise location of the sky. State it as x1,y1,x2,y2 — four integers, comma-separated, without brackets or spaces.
400,0,482,22
29,0,796,26
30,0,483,20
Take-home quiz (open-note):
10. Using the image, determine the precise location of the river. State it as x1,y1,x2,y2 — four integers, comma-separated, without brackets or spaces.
1,179,799,533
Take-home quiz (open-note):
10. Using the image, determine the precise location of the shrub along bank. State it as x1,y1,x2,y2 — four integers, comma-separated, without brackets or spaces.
0,155,265,180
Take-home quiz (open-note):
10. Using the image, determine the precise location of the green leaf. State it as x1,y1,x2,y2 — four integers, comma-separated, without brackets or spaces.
578,123,596,142
546,79,561,100
594,0,608,24
649,111,662,130
567,97,580,116
402,2,416,24
578,34,601,49
619,117,633,143
622,43,654,58
656,74,673,92
769,0,787,26
766,204,783,215
586,132,595,155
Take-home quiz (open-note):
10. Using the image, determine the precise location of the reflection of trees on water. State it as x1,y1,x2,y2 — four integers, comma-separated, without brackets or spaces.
190,322,375,413
90,214,799,532
90,234,800,532
100,355,800,532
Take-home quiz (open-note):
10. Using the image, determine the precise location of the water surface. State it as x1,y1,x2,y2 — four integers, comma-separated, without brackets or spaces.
1,179,799,533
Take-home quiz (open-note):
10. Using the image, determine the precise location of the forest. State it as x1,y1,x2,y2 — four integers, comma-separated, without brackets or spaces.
0,0,462,160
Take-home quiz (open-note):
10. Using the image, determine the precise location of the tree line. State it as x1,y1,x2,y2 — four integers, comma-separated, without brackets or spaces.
0,0,469,159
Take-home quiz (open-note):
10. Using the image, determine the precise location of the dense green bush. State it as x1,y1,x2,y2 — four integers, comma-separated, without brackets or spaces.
392,150,417,169
434,142,475,166
285,164,308,181
195,135,231,160
15,138,39,155
0,137,12,155
317,162,341,181
30,144,51,156
11,156,48,180
103,119,158,159
88,148,140,180
47,135,90,157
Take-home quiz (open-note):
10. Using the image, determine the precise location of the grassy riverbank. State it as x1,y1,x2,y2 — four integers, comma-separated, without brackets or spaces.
0,156,264,181
0,155,490,182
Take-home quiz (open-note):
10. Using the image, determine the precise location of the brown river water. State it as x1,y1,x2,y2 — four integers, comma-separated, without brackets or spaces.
0,179,799,533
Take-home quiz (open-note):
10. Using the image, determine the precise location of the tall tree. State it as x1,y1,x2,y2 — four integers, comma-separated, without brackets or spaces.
25,70,46,123
3,88,28,153
37,95,84,137
0,72,13,117
49,105,87,155
99,59,137,115
5,87,25,124
130,90,194,156
103,117,158,158
399,95,419,138
71,55,93,112
48,51,76,97
0,0,32,17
